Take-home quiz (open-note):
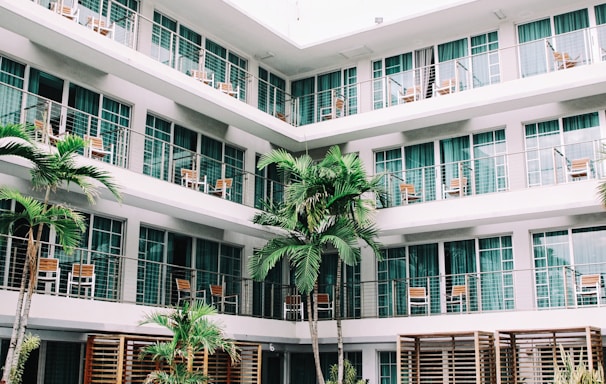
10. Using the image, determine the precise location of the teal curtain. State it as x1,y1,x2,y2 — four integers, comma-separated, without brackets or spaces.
385,53,413,104
137,227,165,305
200,134,223,187
518,19,552,77
101,96,130,166
68,83,100,137
375,148,402,207
405,142,435,202
252,258,282,318
572,226,606,275
205,39,227,83
470,32,499,87
554,9,588,34
224,144,244,203
173,125,197,185
562,112,599,162
258,68,286,115
533,231,571,308
179,25,202,74
377,247,406,317
479,236,514,311
28,69,64,135
554,9,589,64
440,136,471,194
44,342,81,384
473,129,507,194
228,51,248,100
525,120,561,186
409,243,439,314
167,233,192,304
317,70,341,121
90,215,123,300
143,114,171,181
438,38,468,87
291,77,314,125
195,238,219,290
0,56,25,125
445,239,476,295
152,11,177,66
379,351,397,384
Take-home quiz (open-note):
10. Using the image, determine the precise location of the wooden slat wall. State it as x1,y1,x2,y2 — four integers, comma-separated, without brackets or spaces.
84,334,261,384
397,331,496,384
496,327,603,384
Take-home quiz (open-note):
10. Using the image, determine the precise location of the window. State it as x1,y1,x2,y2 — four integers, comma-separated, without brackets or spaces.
143,114,171,181
379,351,397,384
206,39,248,100
473,129,507,194
151,11,177,67
254,154,284,209
0,55,25,125
375,148,402,207
258,67,286,117
137,226,165,305
377,247,407,317
470,31,500,86
479,236,514,310
372,53,413,108
195,239,242,306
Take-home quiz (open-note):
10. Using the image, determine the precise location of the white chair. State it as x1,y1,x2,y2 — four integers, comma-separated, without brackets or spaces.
434,79,456,96
209,178,232,199
37,258,60,294
315,293,334,319
67,264,96,299
86,16,114,38
34,119,65,145
50,1,79,23
84,135,114,163
319,91,346,120
576,274,601,306
408,286,429,315
398,86,421,104
209,284,238,313
446,284,467,312
190,69,214,88
567,158,591,181
217,82,239,98
175,278,206,306
443,177,468,199
181,169,208,192
284,294,304,321
399,183,422,204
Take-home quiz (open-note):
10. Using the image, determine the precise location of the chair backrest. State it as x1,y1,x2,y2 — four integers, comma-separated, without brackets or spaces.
316,293,330,304
409,287,427,299
570,158,590,171
580,274,600,287
84,135,104,151
215,178,233,189
451,285,467,297
335,96,345,111
285,295,302,305
181,168,197,180
400,183,415,195
39,258,59,272
218,82,234,93
210,284,224,297
450,177,467,189
176,278,191,291
72,263,94,278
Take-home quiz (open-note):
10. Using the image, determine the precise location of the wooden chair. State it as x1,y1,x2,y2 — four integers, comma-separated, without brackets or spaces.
190,69,214,88
84,135,113,163
398,86,421,104
576,274,601,306
175,278,206,306
446,284,468,312
34,119,64,145
315,293,333,319
399,183,422,205
209,284,238,313
319,91,346,120
408,286,429,315
86,16,114,38
283,294,304,321
209,178,233,199
181,169,207,192
67,264,96,298
434,79,456,96
553,51,578,70
50,1,79,22
37,258,60,294
443,176,468,198
567,158,591,180
217,82,239,98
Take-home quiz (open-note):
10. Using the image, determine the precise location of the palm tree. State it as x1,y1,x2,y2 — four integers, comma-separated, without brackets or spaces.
0,124,122,384
139,300,239,383
250,145,384,384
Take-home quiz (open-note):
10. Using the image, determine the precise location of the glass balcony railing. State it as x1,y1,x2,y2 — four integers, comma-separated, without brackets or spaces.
2,233,603,320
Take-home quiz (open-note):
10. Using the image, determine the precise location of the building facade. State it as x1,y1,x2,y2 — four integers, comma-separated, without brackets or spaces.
1,0,606,382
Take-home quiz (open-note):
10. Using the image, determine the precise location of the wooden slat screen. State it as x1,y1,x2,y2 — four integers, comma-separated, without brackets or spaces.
84,334,261,384
496,327,603,384
397,331,496,384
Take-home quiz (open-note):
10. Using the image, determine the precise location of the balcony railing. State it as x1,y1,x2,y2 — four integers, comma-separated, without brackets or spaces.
26,0,606,128
2,233,604,321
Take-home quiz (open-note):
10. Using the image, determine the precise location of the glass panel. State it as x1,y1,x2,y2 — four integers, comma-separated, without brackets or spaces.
479,236,514,310
405,142,436,202
409,243,440,314
67,83,100,138
144,114,172,181
292,77,314,125
533,231,570,308
0,55,25,125
379,351,397,384
524,120,560,186
205,39,227,83
137,226,165,305
179,25,202,74
375,148,402,207
44,341,81,384
151,11,177,67
470,31,500,87
377,247,406,317
518,19,552,77
473,129,507,194
440,136,471,195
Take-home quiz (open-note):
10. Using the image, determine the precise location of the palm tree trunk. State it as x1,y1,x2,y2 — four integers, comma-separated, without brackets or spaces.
335,259,344,384
307,290,324,384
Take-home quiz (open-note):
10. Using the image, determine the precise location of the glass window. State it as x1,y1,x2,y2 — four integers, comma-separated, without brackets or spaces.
440,136,471,196
533,230,570,308
151,11,177,66
479,236,514,310
405,142,436,202
470,31,500,87
375,148,402,207
473,129,507,194
258,67,286,117
377,247,406,317
379,351,397,384
0,55,25,125
143,114,171,181
137,226,165,305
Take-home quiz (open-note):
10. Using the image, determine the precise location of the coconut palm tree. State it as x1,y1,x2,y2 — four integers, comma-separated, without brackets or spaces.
139,300,239,383
0,124,122,384
250,145,384,384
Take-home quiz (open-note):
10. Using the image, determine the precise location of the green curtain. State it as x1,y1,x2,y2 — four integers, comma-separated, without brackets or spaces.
405,142,435,202
409,243,439,314
224,144,244,203
179,25,202,74
0,56,25,125
152,11,177,66
317,70,341,121
377,247,406,317
252,258,282,318
385,53,413,104
43,342,81,384
479,236,513,311
445,239,476,288
470,32,499,87
200,134,223,187
143,114,171,181
195,238,219,290
291,77,315,125
473,129,506,194
518,19,552,77
554,9,589,34
90,215,123,300
440,136,471,194
533,231,571,308
173,124,197,185
438,38,468,86
375,148,402,207
562,112,599,162
68,83,100,137
137,227,165,305
205,39,227,83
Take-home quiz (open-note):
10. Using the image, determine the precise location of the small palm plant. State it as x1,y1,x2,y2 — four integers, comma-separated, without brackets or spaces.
554,345,604,384
139,300,239,384
326,359,366,384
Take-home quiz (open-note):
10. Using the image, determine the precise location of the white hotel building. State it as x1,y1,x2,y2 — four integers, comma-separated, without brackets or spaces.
1,0,606,382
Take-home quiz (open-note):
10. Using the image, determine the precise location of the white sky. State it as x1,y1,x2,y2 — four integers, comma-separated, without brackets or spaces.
226,0,467,45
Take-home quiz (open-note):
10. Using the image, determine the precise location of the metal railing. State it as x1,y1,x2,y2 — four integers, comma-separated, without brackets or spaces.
2,233,605,320
28,0,606,128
